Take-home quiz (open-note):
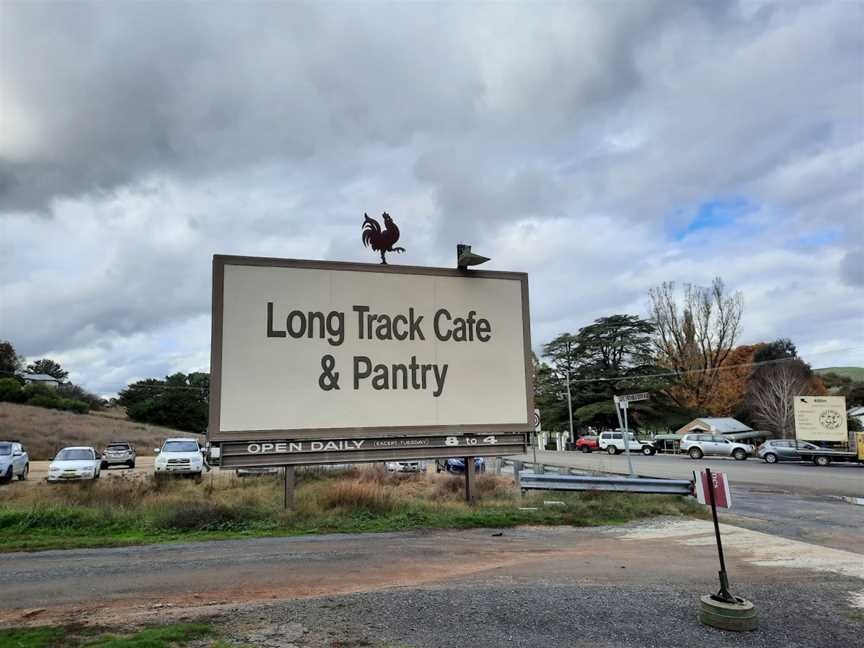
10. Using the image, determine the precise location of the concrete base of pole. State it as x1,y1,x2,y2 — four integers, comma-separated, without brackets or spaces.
698,594,757,632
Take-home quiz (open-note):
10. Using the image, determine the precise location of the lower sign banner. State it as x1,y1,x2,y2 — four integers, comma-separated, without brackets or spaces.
693,470,732,509
219,433,526,468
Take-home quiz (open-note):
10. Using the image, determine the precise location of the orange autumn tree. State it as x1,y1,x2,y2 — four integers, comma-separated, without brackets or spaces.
704,344,765,416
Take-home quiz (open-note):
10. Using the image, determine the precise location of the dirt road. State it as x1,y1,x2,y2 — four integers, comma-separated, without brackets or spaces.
1,521,861,647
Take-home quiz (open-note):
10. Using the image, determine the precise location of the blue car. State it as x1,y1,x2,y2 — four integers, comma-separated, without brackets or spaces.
437,457,485,474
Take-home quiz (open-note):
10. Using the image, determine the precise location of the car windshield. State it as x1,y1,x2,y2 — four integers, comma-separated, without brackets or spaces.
107,444,129,451
0,443,11,456
163,441,199,453
56,449,93,461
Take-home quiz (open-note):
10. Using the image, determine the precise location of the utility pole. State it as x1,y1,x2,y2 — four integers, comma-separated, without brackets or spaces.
565,340,574,446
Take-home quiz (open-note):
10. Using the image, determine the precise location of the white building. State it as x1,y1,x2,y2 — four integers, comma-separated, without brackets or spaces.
21,373,62,389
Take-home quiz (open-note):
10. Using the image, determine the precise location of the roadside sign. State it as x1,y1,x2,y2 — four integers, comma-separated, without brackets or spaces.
533,409,541,432
209,255,532,467
614,392,650,405
794,396,848,442
693,469,732,509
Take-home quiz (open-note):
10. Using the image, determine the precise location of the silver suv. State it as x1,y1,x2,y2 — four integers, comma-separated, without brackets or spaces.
0,441,29,482
680,434,753,461
100,440,136,469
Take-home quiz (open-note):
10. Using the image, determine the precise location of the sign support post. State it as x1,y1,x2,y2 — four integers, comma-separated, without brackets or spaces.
705,467,733,603
283,466,295,511
464,456,476,504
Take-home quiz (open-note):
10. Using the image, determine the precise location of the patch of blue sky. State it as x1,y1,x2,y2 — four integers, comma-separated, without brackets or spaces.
667,197,761,241
784,229,842,250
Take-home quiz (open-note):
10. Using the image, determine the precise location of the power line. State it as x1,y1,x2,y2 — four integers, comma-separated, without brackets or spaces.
549,346,863,386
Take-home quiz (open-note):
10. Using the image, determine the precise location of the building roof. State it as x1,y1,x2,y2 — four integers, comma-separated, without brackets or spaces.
675,417,752,435
22,373,61,383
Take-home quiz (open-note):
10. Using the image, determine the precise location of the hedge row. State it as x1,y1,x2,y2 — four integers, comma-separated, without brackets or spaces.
0,378,90,414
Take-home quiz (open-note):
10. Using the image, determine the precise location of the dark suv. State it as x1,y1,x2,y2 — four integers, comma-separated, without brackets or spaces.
100,441,136,469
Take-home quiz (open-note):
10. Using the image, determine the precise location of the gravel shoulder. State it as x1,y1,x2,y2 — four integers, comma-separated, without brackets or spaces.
2,520,861,647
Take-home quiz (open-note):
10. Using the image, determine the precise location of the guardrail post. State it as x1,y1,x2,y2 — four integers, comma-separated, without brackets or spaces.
536,463,545,474
513,460,523,475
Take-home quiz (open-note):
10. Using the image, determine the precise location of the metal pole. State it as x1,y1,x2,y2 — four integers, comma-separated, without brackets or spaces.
705,467,734,602
565,362,574,446
532,431,538,467
622,401,635,478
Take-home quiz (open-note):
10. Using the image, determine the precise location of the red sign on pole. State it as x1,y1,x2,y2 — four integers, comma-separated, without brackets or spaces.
693,470,732,509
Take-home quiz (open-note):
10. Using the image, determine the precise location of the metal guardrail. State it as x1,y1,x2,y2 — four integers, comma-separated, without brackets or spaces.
519,472,693,495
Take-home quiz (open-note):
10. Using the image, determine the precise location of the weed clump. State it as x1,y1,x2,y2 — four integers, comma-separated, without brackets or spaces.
319,479,395,513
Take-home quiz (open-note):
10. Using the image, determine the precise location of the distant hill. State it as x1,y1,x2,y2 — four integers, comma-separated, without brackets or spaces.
0,402,197,460
815,367,864,381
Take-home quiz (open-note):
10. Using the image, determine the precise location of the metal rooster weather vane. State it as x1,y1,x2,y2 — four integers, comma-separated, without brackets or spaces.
361,212,405,264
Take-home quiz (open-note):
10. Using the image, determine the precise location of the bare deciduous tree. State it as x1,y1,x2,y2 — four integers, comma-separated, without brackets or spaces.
747,361,812,438
649,277,743,410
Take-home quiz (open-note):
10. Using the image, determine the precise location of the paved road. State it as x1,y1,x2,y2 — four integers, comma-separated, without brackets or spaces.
509,449,864,497
1,523,861,647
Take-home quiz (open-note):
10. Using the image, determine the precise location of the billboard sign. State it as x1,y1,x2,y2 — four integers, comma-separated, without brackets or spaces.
209,256,532,466
793,395,848,442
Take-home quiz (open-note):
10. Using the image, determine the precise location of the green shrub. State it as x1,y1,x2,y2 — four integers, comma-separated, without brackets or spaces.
21,383,58,401
27,394,61,409
58,398,90,413
0,377,23,402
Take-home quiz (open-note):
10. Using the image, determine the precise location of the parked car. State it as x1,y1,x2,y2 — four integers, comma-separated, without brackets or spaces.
575,435,599,453
100,440,136,469
386,460,426,473
758,439,820,464
154,438,205,478
0,441,29,482
436,457,486,473
47,447,101,482
680,434,753,460
598,431,656,456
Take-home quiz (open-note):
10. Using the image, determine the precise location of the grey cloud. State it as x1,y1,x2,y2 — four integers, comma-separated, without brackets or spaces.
2,1,863,394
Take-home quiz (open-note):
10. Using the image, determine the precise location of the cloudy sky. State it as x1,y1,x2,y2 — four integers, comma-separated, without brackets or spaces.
1,1,862,396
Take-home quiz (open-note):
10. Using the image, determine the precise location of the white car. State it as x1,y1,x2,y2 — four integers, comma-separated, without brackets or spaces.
385,460,426,473
154,438,205,477
0,441,29,482
47,446,101,482
598,431,656,456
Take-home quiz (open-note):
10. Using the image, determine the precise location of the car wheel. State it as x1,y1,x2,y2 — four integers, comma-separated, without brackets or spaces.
580,445,590,453
814,455,831,467
129,460,136,469
1,466,12,483
17,464,28,481
607,446,618,455
100,461,108,469
689,447,704,460
763,453,778,464
733,449,747,461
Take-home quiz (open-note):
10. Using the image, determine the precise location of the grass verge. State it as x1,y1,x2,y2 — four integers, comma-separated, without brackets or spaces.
0,623,213,648
0,467,703,552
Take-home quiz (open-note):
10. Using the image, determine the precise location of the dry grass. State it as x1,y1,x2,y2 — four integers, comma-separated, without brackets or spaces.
0,466,702,551
0,402,188,459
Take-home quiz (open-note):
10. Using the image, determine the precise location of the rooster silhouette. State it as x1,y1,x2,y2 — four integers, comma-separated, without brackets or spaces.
362,212,405,264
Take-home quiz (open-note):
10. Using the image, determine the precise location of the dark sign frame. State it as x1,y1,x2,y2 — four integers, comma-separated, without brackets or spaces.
209,255,533,454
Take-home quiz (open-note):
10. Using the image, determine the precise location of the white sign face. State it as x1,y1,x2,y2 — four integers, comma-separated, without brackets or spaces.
794,395,848,442
210,257,532,439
